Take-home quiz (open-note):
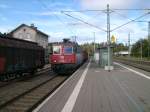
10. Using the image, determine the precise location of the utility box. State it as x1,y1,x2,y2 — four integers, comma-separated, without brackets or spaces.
99,47,113,68
94,49,100,64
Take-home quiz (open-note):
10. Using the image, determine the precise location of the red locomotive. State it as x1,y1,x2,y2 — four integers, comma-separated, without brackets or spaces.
50,39,88,74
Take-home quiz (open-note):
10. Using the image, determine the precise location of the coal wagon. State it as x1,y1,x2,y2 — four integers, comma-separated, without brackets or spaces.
0,34,45,81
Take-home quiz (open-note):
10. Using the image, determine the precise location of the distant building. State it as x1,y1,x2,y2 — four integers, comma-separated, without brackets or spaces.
114,51,129,56
9,24,49,48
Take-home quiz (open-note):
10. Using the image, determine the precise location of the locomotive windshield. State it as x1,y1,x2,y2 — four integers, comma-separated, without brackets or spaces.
64,46,73,54
53,46,61,54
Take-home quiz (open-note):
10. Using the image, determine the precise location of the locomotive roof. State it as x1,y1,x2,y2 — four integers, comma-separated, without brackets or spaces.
51,41,78,46
0,34,43,50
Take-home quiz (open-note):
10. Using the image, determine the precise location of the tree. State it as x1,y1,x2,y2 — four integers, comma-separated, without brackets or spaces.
0,32,2,36
131,38,149,57
113,43,128,52
80,43,100,56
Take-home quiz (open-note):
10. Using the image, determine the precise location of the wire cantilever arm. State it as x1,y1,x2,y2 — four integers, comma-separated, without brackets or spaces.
111,12,150,32
61,9,105,12
113,8,150,11
61,11,107,32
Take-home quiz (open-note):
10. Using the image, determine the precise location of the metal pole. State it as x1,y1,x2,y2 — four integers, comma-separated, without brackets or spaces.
93,32,95,54
141,41,143,60
75,36,77,43
107,4,111,70
148,22,150,58
128,33,130,58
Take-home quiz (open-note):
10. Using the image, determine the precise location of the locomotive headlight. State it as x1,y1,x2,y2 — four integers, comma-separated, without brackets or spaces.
54,60,56,62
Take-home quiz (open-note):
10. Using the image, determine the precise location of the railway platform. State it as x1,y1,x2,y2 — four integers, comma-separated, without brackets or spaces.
34,60,150,112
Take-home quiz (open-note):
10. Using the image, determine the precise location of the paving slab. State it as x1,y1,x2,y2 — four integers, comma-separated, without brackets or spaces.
34,61,150,112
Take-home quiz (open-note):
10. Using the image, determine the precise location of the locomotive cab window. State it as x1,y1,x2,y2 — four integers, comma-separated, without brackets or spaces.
53,46,61,54
64,46,73,54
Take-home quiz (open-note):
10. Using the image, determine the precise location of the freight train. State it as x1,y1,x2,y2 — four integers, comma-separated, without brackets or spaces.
50,39,88,74
0,34,45,81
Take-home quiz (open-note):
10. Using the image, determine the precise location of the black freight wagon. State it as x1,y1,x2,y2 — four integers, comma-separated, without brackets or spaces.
0,34,45,80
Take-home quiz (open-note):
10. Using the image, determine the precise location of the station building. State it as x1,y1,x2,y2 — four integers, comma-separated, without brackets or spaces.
9,24,49,63
9,24,49,48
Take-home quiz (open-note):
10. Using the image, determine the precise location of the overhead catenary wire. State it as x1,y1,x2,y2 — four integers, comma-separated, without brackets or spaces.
36,2,150,38
61,11,107,32
62,11,150,33
112,10,150,23
62,8,150,12
135,20,150,22
112,10,134,21
37,0,75,35
112,10,150,39
61,9,105,12
113,8,150,11
111,12,150,32
67,12,104,27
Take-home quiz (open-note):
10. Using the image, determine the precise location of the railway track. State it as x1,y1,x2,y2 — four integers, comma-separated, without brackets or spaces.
0,66,51,89
0,65,69,112
114,57,150,72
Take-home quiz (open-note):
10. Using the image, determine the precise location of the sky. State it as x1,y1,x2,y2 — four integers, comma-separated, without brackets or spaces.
0,0,150,45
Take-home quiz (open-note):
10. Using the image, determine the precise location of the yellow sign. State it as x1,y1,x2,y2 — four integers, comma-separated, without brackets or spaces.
111,35,116,43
